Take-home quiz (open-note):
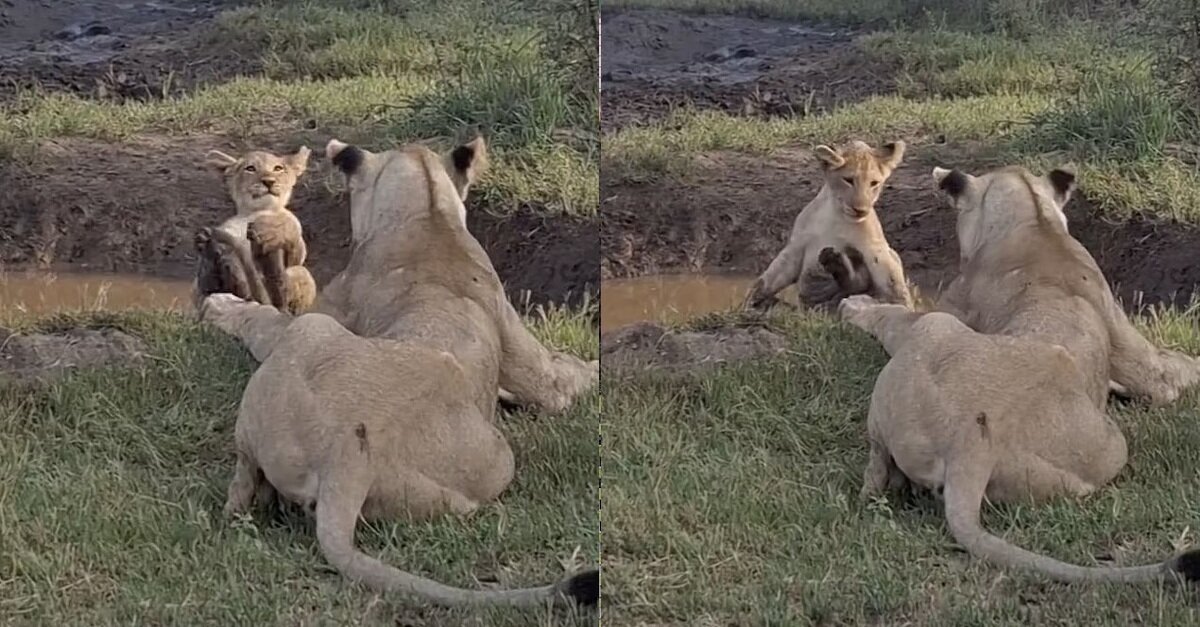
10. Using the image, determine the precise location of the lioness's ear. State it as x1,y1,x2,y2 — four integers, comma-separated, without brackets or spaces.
933,166,970,198
447,136,489,200
877,140,906,170
1047,165,1077,205
814,145,845,170
284,146,312,173
326,138,365,177
204,150,238,173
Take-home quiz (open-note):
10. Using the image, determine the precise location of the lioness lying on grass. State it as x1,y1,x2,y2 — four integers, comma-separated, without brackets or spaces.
839,163,1200,584
198,136,598,608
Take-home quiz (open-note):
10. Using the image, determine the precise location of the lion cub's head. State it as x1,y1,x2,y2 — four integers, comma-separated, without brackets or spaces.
323,136,488,243
814,140,906,221
205,147,312,214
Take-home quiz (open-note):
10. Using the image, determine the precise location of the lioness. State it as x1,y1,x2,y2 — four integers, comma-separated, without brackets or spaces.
744,140,913,311
838,163,1200,583
198,136,599,607
197,147,317,314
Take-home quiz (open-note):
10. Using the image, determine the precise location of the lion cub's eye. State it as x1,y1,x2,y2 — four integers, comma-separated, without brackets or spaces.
244,165,257,173
842,176,854,185
870,180,881,187
273,164,285,172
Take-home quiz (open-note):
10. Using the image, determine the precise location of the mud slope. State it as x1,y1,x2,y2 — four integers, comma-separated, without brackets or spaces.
0,136,598,308
601,148,1200,311
600,9,895,131
0,0,257,102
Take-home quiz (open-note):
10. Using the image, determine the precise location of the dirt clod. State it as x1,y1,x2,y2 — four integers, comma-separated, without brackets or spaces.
601,321,787,372
0,327,146,382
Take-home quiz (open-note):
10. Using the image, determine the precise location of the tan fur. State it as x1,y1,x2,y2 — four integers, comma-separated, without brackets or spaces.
744,140,913,311
198,136,598,607
839,164,1200,583
195,147,317,314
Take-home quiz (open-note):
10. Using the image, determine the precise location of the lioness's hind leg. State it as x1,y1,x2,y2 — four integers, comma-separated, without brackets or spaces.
1108,313,1200,407
497,298,598,413
862,438,907,499
819,245,872,296
224,452,265,517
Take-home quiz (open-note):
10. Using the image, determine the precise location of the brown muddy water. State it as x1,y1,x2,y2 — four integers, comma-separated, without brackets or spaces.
0,269,193,317
600,274,797,333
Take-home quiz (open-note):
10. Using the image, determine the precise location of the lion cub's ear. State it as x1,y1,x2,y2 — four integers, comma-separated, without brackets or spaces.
283,146,312,174
814,145,845,170
876,140,906,170
204,150,239,173
447,136,489,201
1047,165,1077,206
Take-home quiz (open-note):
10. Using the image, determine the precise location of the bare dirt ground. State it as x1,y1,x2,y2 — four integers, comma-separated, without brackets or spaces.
0,0,599,309
600,9,896,131
600,9,1200,312
0,0,257,102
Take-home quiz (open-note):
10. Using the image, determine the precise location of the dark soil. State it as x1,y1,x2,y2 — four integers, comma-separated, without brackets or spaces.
0,134,598,309
0,0,259,103
601,146,1200,312
600,9,896,131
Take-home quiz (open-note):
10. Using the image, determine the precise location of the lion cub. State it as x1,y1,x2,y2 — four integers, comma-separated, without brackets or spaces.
744,140,913,311
197,147,317,314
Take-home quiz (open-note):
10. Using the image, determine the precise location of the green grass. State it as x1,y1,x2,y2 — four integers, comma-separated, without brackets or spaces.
0,306,598,626
0,0,598,215
602,308,1200,625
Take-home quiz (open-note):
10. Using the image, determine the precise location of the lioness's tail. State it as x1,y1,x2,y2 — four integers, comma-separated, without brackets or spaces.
943,460,1200,583
314,432,598,608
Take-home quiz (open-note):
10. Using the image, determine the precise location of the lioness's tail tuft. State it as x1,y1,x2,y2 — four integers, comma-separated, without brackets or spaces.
1170,548,1200,582
558,569,599,607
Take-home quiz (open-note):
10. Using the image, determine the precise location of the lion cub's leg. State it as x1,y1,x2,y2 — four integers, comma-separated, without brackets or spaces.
284,266,317,314
247,210,309,311
745,242,805,310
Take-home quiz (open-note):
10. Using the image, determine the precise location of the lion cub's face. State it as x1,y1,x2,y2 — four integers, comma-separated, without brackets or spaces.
814,140,905,221
205,147,312,214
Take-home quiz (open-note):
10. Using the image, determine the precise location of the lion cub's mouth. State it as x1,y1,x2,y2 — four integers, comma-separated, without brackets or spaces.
253,183,281,198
